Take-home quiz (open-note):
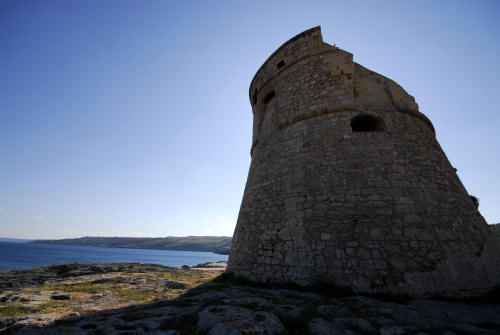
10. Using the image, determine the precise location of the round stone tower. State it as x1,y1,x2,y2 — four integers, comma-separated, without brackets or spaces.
227,26,500,298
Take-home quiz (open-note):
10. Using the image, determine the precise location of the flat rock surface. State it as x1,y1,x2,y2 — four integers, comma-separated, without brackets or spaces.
0,263,179,291
1,263,500,334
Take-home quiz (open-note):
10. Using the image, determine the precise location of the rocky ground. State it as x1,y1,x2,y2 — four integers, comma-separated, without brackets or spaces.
1,263,500,334
0,262,224,334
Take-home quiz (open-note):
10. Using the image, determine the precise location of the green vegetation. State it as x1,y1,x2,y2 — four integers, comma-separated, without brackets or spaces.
0,302,30,318
36,300,70,314
35,282,103,294
31,236,232,254
150,270,216,287
0,301,70,319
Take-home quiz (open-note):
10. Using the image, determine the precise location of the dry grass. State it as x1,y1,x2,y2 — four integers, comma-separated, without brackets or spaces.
0,302,30,318
151,269,222,288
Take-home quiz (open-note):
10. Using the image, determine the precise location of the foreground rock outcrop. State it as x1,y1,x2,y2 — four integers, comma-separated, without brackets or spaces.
0,262,224,333
1,263,500,334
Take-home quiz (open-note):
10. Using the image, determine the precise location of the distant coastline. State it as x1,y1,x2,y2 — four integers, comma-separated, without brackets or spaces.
0,237,33,243
29,236,232,255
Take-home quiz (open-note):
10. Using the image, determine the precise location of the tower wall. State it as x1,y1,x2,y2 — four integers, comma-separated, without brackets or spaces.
227,27,500,297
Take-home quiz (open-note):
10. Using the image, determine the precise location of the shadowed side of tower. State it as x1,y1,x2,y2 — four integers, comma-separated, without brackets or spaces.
227,26,500,298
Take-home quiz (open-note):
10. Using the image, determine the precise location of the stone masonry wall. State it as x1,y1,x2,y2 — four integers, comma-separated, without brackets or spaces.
227,26,500,298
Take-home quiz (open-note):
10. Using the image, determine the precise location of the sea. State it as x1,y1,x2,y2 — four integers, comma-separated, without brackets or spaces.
0,241,228,270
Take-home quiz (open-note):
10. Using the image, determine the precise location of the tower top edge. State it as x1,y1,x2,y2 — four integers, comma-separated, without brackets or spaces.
249,26,322,95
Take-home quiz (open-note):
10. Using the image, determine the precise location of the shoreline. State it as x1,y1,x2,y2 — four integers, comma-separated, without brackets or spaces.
0,262,227,291
27,242,231,256
0,239,230,256
0,242,229,272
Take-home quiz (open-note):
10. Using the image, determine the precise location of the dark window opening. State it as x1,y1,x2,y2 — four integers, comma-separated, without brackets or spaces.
252,89,258,105
263,91,275,104
277,60,285,69
351,115,385,132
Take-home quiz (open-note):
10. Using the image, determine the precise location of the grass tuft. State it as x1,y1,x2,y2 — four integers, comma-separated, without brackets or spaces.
0,302,31,318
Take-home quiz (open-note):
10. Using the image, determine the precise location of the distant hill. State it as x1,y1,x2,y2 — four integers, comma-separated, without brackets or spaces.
31,236,232,255
0,237,33,243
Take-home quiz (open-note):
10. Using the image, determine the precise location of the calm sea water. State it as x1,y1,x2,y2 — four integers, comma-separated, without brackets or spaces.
0,242,228,270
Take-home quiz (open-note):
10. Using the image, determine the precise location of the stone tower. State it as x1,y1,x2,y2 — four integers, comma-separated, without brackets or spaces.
227,27,500,298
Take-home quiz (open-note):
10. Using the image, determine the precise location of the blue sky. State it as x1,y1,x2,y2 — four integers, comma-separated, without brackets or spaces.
1,0,499,239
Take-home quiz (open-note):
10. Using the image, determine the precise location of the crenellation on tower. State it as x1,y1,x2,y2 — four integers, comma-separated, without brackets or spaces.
228,26,500,298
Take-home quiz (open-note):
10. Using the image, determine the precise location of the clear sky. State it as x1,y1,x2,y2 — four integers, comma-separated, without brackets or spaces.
1,0,499,239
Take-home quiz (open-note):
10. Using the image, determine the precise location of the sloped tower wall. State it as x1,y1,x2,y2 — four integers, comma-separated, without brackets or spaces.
227,27,500,298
